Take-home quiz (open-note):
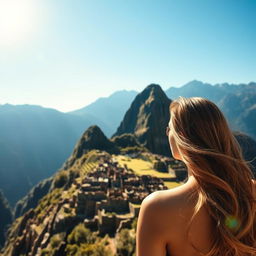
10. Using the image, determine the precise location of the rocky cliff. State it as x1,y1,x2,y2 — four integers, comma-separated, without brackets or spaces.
113,84,172,156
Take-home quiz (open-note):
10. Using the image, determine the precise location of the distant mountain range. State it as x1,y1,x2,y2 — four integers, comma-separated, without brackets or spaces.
166,80,256,101
1,81,256,207
68,90,137,137
165,80,256,137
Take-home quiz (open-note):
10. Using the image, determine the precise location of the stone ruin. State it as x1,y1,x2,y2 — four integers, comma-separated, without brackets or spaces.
69,155,169,236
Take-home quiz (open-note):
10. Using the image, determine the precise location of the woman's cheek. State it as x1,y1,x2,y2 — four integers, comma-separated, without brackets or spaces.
171,137,183,161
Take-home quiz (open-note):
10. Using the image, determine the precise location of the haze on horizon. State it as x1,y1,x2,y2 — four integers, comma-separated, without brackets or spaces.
0,0,255,113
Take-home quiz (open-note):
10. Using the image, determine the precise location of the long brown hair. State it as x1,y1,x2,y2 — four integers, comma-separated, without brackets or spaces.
169,96,256,256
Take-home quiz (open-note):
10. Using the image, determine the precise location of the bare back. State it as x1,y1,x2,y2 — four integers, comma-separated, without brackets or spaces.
157,177,256,256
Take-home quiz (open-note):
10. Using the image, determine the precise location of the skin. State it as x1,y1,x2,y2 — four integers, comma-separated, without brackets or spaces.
136,174,218,256
136,118,256,256
167,118,181,160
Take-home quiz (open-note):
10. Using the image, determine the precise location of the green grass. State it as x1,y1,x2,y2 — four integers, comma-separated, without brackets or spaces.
131,203,141,208
116,155,173,179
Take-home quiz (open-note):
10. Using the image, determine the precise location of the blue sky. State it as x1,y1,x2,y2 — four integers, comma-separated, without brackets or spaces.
0,0,255,112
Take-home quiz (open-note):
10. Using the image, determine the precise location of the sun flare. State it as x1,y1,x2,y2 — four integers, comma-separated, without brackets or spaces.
0,0,37,46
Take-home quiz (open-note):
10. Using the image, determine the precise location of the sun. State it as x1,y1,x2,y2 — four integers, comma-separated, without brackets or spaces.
0,0,37,47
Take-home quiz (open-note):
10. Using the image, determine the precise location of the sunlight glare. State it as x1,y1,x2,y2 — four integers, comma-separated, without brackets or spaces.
0,0,37,47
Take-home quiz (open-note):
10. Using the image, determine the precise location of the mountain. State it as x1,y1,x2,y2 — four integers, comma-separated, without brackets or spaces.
1,138,170,255
111,133,141,148
165,80,256,140
239,104,256,139
62,125,118,170
13,130,145,218
233,131,256,177
166,80,256,103
1,81,255,206
2,86,256,254
166,80,224,102
68,90,138,137
0,90,137,205
113,84,172,156
2,133,255,255
0,191,12,248
0,104,101,205
218,91,256,132
14,177,53,218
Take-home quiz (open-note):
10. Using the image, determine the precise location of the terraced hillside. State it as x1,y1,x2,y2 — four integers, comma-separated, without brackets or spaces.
1,150,185,256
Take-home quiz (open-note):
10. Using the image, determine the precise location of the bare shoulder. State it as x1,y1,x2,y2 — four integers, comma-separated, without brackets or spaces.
141,178,198,219
138,179,198,244
136,191,171,255
136,178,208,256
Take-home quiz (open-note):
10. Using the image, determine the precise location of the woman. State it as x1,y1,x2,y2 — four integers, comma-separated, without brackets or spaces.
136,96,256,256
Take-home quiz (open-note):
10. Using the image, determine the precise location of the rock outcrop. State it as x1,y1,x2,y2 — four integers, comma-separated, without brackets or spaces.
111,133,141,148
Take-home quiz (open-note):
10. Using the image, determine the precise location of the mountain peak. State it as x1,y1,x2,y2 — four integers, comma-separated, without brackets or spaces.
113,84,172,156
143,83,165,96
63,125,117,169
183,80,206,88
84,125,105,137
144,83,162,90
78,125,117,154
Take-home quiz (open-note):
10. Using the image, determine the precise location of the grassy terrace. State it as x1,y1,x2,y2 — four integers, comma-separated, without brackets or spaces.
131,203,141,208
115,155,181,190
